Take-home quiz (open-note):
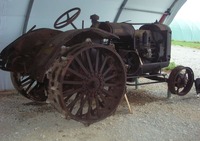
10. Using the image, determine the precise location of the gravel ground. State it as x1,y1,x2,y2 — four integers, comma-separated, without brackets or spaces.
0,45,200,141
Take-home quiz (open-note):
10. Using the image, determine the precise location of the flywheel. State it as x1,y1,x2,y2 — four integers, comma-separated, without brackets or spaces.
47,42,126,124
168,66,194,96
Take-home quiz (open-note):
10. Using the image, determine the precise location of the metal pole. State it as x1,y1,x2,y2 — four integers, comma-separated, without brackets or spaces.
159,0,178,23
113,0,128,23
23,0,34,34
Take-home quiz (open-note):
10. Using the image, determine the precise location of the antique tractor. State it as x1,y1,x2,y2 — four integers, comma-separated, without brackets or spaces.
0,8,195,124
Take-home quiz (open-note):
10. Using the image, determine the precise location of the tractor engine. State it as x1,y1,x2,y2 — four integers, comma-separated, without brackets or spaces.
96,21,171,76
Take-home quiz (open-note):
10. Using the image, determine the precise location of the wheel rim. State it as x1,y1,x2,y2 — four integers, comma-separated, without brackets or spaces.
48,44,126,124
168,66,194,96
10,72,47,102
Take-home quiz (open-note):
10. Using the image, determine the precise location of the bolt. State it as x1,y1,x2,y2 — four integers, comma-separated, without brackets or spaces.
61,45,70,55
85,38,92,42
61,56,67,61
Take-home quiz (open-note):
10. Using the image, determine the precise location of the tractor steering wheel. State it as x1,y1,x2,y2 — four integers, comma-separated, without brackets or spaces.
54,7,81,29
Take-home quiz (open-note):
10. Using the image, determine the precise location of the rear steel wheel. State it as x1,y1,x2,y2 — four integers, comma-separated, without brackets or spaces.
10,72,47,102
168,66,194,96
48,43,126,124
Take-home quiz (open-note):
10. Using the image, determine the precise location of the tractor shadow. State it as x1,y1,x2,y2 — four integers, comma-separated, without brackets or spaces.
122,89,166,106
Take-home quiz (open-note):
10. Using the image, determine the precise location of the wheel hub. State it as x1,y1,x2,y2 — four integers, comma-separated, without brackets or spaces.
176,74,187,88
85,75,103,92
88,79,100,89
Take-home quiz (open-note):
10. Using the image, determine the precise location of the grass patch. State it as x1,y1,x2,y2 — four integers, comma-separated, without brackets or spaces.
172,40,200,49
163,62,176,71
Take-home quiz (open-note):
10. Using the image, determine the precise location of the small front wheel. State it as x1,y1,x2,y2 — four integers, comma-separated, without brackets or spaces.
168,66,194,96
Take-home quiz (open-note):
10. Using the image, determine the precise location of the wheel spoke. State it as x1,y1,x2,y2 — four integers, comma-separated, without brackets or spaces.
68,68,87,79
100,56,108,73
95,50,100,73
76,95,88,116
98,92,107,103
184,80,189,86
67,93,83,112
104,83,117,87
102,89,113,97
86,97,93,118
25,80,35,92
31,83,39,90
183,73,188,80
103,66,112,77
104,74,117,82
85,50,94,74
64,93,74,103
94,94,100,116
20,79,33,88
21,76,31,84
75,57,90,76
63,80,82,85
176,87,180,94
63,88,82,98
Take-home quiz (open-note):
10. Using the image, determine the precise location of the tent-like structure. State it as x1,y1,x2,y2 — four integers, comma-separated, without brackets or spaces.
170,0,200,42
0,0,186,90
170,19,200,42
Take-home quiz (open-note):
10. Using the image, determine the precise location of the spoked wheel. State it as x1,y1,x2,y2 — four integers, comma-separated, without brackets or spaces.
48,43,126,124
10,72,47,102
168,66,194,96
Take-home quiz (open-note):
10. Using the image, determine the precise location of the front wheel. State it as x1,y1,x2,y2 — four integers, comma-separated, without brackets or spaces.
168,66,194,96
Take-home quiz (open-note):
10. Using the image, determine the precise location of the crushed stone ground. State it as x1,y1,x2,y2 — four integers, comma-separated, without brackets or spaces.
0,45,200,141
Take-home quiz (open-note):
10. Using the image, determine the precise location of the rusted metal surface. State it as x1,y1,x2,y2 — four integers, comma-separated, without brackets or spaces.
0,7,195,124
10,72,47,102
47,42,126,124
31,28,119,82
0,28,62,73
0,29,61,101
168,66,194,96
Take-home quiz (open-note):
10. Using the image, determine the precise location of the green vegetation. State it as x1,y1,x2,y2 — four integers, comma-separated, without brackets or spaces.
163,62,176,71
164,40,200,72
172,40,200,49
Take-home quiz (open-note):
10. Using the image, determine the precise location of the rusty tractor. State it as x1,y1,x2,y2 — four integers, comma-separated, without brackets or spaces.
0,7,195,125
